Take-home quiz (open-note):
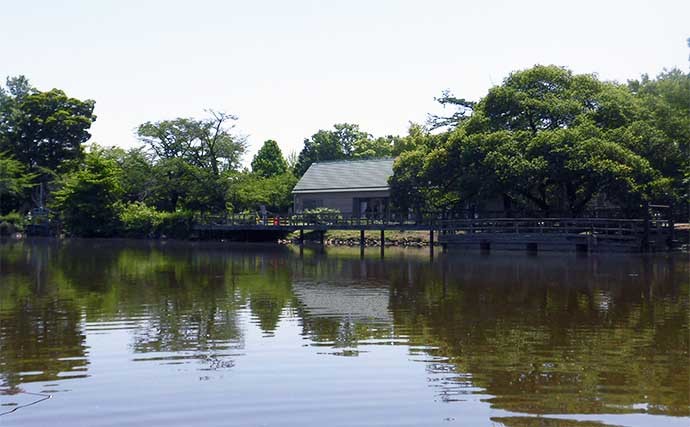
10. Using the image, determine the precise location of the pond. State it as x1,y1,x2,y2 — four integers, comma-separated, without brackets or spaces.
0,239,688,426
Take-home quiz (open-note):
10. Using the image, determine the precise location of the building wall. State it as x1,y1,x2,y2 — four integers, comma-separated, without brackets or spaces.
294,190,390,215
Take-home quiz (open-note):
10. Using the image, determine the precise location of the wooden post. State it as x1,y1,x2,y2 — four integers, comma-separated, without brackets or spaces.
429,229,435,258
299,229,304,246
320,230,325,246
360,229,365,247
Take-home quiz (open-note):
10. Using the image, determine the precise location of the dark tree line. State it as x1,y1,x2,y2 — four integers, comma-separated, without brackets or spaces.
1,51,689,236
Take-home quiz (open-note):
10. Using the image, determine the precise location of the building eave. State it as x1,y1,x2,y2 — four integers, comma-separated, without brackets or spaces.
292,187,390,195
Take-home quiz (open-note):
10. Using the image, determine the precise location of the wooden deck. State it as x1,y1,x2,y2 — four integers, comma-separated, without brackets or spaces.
436,218,671,252
193,214,674,252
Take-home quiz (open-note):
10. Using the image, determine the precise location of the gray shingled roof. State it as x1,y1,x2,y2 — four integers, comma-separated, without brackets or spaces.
293,158,395,193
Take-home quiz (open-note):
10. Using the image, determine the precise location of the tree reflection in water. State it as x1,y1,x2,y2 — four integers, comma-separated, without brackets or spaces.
0,240,688,421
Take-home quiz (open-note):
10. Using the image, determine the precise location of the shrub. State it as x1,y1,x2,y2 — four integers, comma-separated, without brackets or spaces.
0,212,25,235
119,202,193,239
119,202,162,237
158,210,193,238
302,207,342,224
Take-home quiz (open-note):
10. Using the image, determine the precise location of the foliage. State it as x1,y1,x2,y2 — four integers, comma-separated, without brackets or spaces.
352,135,395,159
0,77,96,176
392,65,689,217
226,171,297,213
301,207,342,223
118,201,162,237
0,152,35,214
101,147,155,203
251,140,288,178
426,89,476,130
143,158,227,213
0,211,24,234
388,125,446,213
118,202,193,238
628,69,690,202
293,123,372,176
52,148,123,237
137,110,246,176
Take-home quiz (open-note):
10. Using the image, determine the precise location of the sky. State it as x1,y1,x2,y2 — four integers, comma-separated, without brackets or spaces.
2,0,689,164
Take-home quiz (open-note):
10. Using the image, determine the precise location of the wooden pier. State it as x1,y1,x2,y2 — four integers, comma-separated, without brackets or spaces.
193,214,675,253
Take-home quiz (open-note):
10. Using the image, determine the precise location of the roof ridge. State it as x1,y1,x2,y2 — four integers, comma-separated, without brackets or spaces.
313,157,395,165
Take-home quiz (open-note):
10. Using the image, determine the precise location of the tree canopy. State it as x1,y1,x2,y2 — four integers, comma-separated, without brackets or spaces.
0,77,96,175
137,110,246,176
391,65,689,217
52,147,123,237
251,140,288,178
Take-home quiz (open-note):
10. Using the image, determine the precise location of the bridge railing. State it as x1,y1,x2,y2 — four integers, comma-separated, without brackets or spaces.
435,218,670,238
196,213,670,237
197,212,427,227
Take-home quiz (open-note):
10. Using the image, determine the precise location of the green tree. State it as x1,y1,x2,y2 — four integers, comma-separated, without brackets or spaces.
251,140,288,178
393,65,673,216
294,123,371,176
101,147,156,204
426,89,476,130
0,78,96,175
227,172,297,212
52,148,123,236
148,158,227,213
628,69,690,208
138,110,246,176
0,152,35,214
352,135,395,159
389,126,444,214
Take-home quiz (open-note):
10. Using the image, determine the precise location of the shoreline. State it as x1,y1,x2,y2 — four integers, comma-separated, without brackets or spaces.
281,230,433,247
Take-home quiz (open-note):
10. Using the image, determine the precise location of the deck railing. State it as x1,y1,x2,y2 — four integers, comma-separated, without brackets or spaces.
435,218,669,238
195,213,669,237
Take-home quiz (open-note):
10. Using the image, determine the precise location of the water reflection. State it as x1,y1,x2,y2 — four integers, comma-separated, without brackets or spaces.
0,239,688,426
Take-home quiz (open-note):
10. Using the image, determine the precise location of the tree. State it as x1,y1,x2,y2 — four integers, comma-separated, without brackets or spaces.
52,148,123,237
137,110,246,176
352,136,395,159
628,69,690,207
0,153,35,214
101,147,156,204
293,123,371,176
392,65,673,217
389,126,444,214
0,79,96,175
227,172,297,213
147,158,227,213
251,140,288,178
426,89,476,130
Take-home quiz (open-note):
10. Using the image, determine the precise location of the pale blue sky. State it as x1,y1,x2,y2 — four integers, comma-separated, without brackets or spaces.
2,0,688,163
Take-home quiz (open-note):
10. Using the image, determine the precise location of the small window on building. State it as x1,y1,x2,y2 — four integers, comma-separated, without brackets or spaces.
303,199,323,210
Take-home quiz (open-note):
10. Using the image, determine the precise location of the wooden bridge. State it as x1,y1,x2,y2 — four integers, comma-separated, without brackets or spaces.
193,214,675,253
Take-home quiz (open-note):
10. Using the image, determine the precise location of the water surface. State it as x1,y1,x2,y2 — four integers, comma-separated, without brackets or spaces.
0,240,688,426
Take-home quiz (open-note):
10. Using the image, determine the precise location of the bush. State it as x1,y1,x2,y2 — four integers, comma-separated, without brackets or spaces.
302,207,342,224
0,211,24,228
119,202,193,238
158,210,193,239
119,202,162,237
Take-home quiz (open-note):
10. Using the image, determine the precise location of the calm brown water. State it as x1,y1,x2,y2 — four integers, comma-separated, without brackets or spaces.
0,239,688,427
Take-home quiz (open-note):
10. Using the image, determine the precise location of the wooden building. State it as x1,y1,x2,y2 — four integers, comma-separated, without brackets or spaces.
292,158,394,218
